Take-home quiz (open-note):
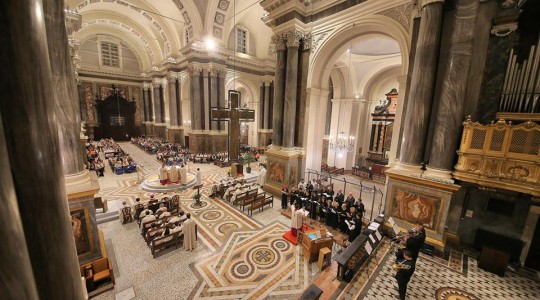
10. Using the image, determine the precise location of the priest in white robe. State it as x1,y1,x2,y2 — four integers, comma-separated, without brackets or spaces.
159,163,168,185
169,162,179,183
257,167,267,186
291,205,305,237
183,213,197,251
180,164,188,184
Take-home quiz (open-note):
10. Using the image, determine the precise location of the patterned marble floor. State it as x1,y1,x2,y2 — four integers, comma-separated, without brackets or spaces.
361,251,540,300
92,143,540,300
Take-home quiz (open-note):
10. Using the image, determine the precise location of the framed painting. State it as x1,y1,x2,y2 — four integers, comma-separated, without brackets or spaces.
70,207,94,257
389,186,442,231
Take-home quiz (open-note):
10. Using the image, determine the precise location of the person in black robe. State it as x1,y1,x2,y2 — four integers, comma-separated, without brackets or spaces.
309,192,318,219
395,250,416,300
334,189,344,205
281,186,289,209
346,215,361,243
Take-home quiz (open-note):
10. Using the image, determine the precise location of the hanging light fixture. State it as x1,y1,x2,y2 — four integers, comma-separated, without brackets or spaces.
329,23,356,154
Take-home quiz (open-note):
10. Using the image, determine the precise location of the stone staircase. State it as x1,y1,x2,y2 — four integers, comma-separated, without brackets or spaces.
96,209,119,224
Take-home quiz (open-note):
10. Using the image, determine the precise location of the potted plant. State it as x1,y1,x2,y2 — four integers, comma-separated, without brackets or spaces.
243,153,255,174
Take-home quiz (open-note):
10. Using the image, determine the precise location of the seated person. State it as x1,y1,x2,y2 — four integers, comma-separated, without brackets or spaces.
139,205,151,219
159,210,171,219
156,203,168,214
145,222,163,243
156,225,174,244
171,222,183,234
141,210,157,226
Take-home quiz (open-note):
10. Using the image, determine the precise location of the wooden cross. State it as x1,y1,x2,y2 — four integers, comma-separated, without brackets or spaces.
211,90,255,161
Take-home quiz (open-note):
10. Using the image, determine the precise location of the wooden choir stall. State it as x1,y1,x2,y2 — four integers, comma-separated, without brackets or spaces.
300,228,334,262
334,216,385,282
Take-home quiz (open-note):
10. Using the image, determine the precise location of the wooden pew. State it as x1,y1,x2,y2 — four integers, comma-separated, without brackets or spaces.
150,232,183,258
233,189,257,207
248,192,274,216
239,190,259,211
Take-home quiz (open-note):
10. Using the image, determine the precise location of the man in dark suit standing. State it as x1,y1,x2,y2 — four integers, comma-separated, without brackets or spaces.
406,225,426,260
395,250,416,300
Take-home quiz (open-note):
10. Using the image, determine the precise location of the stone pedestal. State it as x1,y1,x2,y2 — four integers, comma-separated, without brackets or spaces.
167,127,185,145
188,131,228,153
258,130,273,148
65,171,101,264
153,124,166,138
384,169,460,248
263,148,304,196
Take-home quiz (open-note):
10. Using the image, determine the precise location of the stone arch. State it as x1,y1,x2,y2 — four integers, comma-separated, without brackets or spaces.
304,15,409,171
76,26,152,70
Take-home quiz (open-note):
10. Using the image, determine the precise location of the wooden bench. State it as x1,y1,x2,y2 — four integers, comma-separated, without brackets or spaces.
248,192,274,216
329,167,344,175
150,232,183,258
80,257,115,292
233,189,257,207
240,191,260,211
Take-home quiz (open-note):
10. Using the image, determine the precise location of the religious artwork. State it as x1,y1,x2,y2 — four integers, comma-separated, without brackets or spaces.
389,187,440,230
70,207,92,256
268,161,285,184
321,139,329,165
289,163,297,187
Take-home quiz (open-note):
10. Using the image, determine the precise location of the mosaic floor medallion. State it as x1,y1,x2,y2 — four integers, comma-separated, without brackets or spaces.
191,223,316,299
436,287,480,300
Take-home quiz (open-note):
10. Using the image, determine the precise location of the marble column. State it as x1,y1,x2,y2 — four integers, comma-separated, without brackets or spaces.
427,0,479,176
272,35,286,147
176,78,182,126
260,84,265,129
203,69,210,130
282,31,301,148
159,83,165,123
142,87,148,121
168,75,178,126
147,87,153,121
218,71,226,131
0,0,85,298
398,0,444,168
263,82,271,129
296,41,310,148
190,67,203,130
210,68,219,130
0,111,39,299
153,84,161,123
45,0,84,175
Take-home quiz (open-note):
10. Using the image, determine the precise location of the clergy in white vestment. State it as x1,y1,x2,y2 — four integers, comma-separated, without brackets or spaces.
292,205,304,237
257,167,267,186
195,168,202,185
169,162,179,182
159,163,168,185
180,164,187,184
291,204,299,237
183,213,197,251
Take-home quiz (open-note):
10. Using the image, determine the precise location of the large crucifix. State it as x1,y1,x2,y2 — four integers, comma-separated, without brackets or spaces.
211,90,255,162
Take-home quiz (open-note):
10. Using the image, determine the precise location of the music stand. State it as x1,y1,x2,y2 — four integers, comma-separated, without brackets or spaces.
192,184,203,206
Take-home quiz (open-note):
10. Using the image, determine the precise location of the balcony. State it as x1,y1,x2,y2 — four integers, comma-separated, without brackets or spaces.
453,117,540,196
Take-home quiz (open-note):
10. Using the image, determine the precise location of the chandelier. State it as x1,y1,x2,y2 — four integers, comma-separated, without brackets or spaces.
329,132,355,153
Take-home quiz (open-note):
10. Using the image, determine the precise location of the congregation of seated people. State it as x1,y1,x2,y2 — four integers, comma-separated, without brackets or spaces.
121,195,187,257
284,179,366,243
132,136,192,165
85,140,106,177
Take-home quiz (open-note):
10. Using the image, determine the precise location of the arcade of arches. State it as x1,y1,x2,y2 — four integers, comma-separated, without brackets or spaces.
1,0,540,299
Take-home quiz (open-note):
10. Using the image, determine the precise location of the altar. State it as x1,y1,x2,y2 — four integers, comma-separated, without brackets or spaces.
140,173,196,193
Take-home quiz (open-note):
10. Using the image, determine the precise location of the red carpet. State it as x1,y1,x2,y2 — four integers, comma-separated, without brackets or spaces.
283,224,314,245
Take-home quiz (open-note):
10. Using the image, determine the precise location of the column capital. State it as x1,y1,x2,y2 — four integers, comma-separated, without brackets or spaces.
143,82,153,90
188,66,202,77
418,0,445,8
167,72,179,82
272,34,287,51
285,30,303,48
152,78,166,87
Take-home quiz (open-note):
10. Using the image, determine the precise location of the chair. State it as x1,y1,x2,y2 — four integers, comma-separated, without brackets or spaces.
171,195,180,209
91,258,114,285
122,207,132,224
134,203,144,221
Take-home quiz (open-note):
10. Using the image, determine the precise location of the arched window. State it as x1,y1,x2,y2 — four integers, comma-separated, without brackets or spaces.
236,27,247,54
100,41,120,68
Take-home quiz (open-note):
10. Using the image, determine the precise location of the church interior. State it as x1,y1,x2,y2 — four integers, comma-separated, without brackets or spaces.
2,0,540,299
